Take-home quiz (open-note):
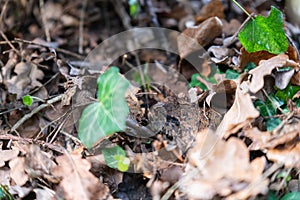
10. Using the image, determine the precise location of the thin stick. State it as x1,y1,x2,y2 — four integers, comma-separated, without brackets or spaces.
0,31,20,55
78,0,87,54
0,0,9,29
112,0,132,30
14,38,84,59
39,0,51,42
0,134,65,153
228,13,255,45
10,94,64,133
231,0,252,18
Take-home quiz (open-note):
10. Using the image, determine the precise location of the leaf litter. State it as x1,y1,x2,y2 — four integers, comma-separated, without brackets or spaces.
1,0,300,199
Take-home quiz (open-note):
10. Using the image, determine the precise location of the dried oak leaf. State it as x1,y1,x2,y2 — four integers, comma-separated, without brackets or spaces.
52,153,111,200
216,84,260,138
249,54,298,93
7,62,44,98
181,129,268,199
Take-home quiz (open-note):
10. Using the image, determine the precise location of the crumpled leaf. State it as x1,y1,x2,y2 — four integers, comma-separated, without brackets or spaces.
238,6,288,54
9,157,28,186
267,142,300,169
248,54,298,93
216,83,260,138
181,129,268,199
52,153,110,200
0,149,19,167
7,62,44,98
78,67,129,148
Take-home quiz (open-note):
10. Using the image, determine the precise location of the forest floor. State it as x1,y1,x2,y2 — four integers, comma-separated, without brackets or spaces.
1,0,300,200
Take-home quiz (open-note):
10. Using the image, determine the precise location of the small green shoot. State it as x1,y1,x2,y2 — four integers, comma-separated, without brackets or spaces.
78,67,129,148
129,0,140,18
102,145,130,172
238,6,288,54
22,95,33,107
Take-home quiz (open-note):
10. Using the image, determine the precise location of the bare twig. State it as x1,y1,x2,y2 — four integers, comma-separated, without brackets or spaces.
0,134,65,153
0,0,9,30
10,94,64,133
39,0,51,42
78,0,87,54
0,31,20,55
112,0,132,30
14,38,84,59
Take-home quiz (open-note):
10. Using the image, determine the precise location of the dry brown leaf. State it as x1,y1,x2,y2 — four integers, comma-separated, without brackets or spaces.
275,69,295,90
7,62,44,98
291,70,300,86
195,0,225,24
244,127,271,150
222,19,241,36
178,17,223,58
216,84,260,138
267,142,300,168
181,129,268,199
0,149,19,167
9,157,29,186
52,153,110,200
25,145,56,177
0,169,11,185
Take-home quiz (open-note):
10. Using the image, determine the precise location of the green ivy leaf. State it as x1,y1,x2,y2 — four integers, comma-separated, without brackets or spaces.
189,73,217,90
281,192,300,200
238,6,288,54
267,191,279,200
295,98,300,108
266,117,282,132
78,67,129,148
22,95,33,107
254,99,277,117
102,145,130,172
276,84,300,103
244,62,256,72
225,69,240,79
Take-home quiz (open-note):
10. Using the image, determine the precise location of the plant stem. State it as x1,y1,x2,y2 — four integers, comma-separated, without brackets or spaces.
231,0,252,18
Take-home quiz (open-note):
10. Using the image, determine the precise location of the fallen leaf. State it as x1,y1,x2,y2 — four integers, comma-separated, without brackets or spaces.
33,188,56,200
216,84,260,138
267,142,300,168
178,17,223,58
181,129,268,199
7,62,44,98
195,0,224,24
0,169,10,185
249,54,298,93
275,69,295,90
52,153,110,200
9,157,29,186
0,149,19,167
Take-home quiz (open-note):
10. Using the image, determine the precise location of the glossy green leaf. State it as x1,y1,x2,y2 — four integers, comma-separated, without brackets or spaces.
254,99,277,117
78,67,129,148
102,145,130,172
276,84,300,103
266,117,282,132
238,6,288,54
22,95,33,107
281,192,300,200
225,69,240,79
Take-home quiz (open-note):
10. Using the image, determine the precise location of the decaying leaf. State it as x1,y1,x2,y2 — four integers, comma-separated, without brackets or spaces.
178,17,223,58
248,54,298,93
216,84,260,138
195,0,224,24
180,129,268,199
267,142,300,169
9,157,29,186
7,62,44,98
0,149,19,167
52,153,110,200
